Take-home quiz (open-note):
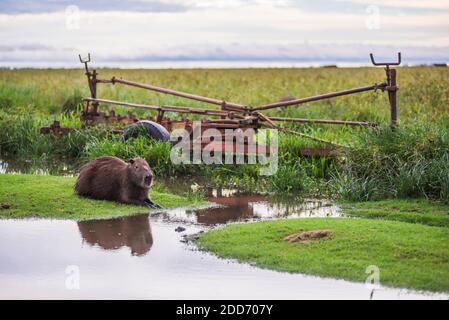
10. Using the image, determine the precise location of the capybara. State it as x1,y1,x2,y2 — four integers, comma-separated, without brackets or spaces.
75,156,161,209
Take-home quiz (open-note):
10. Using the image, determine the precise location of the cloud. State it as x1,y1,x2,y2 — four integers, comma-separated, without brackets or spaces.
0,1,448,67
0,0,188,14
338,0,449,10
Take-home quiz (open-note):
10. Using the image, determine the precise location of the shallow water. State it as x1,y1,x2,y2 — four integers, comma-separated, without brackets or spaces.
0,195,447,300
154,195,343,225
0,158,79,176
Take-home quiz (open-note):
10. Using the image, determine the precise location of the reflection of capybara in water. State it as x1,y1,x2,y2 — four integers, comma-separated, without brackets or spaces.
78,214,153,256
75,156,161,208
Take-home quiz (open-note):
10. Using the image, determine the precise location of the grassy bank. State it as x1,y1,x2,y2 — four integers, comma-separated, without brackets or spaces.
0,174,204,220
197,214,449,292
342,199,449,227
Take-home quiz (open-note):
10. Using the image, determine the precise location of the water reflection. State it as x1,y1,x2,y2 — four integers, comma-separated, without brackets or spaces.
77,214,153,256
152,194,342,226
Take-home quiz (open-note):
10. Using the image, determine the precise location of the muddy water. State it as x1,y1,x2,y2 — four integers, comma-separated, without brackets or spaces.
0,195,447,300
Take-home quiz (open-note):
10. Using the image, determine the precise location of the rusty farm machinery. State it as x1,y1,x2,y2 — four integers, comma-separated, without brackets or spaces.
42,52,401,157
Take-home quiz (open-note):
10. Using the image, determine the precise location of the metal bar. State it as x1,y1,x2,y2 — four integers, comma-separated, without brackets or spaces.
256,112,343,147
267,116,374,126
83,97,233,117
256,112,278,128
91,70,98,114
388,69,398,127
202,119,241,124
96,79,113,83
222,104,249,113
252,83,387,111
276,126,345,148
370,52,401,66
201,123,242,129
156,110,164,122
108,77,247,110
79,54,95,98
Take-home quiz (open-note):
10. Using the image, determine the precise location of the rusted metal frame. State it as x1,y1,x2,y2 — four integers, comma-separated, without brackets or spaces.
256,112,343,147
103,77,248,112
77,52,400,150
252,82,387,112
266,116,374,127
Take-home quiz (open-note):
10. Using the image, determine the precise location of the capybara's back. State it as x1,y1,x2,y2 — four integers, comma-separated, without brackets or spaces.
75,156,126,201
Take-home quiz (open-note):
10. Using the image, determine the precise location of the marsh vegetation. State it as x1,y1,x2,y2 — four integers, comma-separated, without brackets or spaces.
1,67,448,201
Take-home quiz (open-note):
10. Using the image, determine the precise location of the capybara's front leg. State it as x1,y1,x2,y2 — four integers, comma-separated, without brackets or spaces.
127,199,151,208
144,198,163,209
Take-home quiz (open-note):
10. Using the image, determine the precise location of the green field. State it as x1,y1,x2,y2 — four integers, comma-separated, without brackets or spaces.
1,67,448,200
1,67,448,124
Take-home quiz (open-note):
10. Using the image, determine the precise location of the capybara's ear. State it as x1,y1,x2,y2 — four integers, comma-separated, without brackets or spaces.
129,159,135,164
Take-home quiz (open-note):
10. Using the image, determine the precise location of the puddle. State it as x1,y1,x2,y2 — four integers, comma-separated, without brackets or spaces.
0,215,447,300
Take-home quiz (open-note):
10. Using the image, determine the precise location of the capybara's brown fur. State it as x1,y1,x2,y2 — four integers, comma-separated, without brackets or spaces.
75,156,161,208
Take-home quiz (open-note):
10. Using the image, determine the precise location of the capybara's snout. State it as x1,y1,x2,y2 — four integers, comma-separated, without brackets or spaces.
144,174,153,187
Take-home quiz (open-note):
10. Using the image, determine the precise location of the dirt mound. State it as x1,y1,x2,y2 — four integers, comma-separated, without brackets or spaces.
0,203,11,210
283,230,331,243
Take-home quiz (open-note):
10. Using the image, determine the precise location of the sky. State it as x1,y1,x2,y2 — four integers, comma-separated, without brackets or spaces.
0,0,448,67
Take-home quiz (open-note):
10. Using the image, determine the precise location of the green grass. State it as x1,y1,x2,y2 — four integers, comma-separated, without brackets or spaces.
0,173,204,220
331,124,449,202
341,199,449,227
197,217,449,292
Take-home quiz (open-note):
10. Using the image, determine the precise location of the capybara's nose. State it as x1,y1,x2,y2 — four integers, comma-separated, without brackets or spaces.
144,175,152,185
